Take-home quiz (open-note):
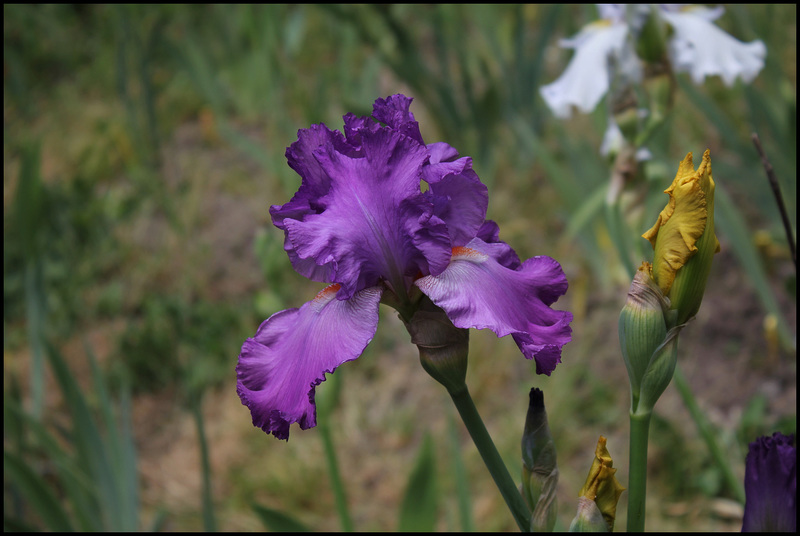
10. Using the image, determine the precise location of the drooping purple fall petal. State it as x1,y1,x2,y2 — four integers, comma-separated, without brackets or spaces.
236,285,382,440
415,237,572,375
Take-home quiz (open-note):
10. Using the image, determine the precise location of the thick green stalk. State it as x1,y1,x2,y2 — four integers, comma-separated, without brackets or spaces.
448,386,531,532
672,365,745,502
627,411,652,532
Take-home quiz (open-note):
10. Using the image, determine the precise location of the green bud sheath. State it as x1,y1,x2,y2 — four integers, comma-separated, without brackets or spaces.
636,328,680,415
404,296,469,395
619,263,669,409
569,497,609,532
521,388,559,532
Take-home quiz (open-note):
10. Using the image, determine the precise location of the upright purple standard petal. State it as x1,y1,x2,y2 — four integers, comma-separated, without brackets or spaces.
271,124,349,283
423,142,489,247
372,94,424,144
415,237,572,375
742,432,796,532
236,285,382,440
283,126,450,299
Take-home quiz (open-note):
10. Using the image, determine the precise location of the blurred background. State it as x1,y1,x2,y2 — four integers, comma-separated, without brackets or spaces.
3,4,795,532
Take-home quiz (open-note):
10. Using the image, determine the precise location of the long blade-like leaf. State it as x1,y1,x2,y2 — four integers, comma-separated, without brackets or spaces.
398,434,438,532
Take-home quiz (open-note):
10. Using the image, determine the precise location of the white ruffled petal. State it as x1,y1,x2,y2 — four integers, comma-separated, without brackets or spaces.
661,9,766,86
540,22,633,118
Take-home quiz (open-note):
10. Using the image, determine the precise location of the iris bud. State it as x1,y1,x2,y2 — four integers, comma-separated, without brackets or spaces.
569,497,609,532
521,388,559,532
570,436,625,532
619,263,669,396
634,6,669,64
404,296,469,395
642,150,720,325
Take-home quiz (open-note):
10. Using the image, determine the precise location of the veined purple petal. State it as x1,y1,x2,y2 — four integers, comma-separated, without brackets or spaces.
236,285,382,440
284,126,447,299
742,432,796,532
415,237,572,375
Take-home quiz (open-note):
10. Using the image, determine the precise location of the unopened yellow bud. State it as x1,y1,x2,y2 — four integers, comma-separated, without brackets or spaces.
576,437,626,532
642,150,720,325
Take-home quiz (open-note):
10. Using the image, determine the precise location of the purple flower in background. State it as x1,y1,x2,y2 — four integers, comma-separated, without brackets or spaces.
742,432,796,532
237,95,572,439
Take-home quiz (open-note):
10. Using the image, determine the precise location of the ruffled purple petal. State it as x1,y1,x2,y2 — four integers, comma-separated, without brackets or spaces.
236,285,382,440
284,126,448,298
414,237,572,375
422,142,489,247
271,124,350,282
372,94,424,145
742,432,796,532
476,220,522,270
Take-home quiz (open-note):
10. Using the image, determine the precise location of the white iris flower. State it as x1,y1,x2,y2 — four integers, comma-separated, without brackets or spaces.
540,4,766,118
660,5,767,86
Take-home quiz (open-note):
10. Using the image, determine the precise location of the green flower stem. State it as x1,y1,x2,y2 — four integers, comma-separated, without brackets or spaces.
318,422,355,532
627,410,652,532
672,365,745,503
448,386,531,532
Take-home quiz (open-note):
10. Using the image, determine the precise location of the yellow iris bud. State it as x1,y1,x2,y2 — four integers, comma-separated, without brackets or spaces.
642,150,720,325
570,436,626,532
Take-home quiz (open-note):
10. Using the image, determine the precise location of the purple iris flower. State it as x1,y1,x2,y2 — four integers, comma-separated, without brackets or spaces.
237,95,573,439
742,432,796,532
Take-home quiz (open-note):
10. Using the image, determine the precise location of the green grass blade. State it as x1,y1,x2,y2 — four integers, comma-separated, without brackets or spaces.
43,340,122,530
316,370,354,532
6,396,100,531
714,185,794,348
447,416,474,532
3,451,74,532
251,503,312,532
191,398,217,532
398,433,438,532
14,142,47,418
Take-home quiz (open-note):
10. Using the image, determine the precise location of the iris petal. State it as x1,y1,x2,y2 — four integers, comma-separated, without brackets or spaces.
271,124,349,282
742,433,796,532
284,127,446,298
539,21,634,118
415,238,572,375
423,142,489,248
661,8,766,86
236,285,382,440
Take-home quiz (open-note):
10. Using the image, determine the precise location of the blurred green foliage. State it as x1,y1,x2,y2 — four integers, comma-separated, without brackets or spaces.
3,4,795,532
